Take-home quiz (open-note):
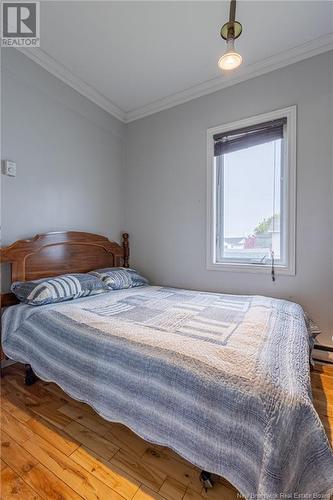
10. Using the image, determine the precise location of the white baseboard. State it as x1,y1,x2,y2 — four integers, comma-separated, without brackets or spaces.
313,346,333,364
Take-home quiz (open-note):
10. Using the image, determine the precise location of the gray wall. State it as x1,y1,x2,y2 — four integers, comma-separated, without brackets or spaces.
2,49,332,345
1,49,126,248
125,51,333,346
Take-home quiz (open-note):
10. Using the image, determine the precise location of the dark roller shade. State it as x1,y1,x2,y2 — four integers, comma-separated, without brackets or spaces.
214,118,287,156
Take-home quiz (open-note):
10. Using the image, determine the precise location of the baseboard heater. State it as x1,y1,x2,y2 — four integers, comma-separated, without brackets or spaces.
313,344,333,365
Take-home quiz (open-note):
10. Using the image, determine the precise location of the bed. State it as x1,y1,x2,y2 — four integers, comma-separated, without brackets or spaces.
1,231,333,498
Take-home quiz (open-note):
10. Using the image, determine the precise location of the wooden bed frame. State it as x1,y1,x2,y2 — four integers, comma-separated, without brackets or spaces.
0,230,214,489
0,230,130,382
0,231,130,308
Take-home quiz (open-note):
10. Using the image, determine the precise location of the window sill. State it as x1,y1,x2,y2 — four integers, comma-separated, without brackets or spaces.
207,261,295,276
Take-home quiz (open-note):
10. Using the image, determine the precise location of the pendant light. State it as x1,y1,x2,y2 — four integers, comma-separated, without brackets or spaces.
218,0,243,71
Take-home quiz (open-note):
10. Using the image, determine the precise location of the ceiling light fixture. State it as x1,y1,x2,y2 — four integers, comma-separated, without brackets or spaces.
218,0,243,71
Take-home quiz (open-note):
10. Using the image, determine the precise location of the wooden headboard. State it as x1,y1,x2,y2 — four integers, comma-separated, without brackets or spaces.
0,231,129,307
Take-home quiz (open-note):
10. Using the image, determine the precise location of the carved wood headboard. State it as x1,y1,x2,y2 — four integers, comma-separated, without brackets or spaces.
0,231,129,307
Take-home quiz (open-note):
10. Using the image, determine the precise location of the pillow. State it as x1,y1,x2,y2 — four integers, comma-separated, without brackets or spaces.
90,267,149,290
11,273,107,306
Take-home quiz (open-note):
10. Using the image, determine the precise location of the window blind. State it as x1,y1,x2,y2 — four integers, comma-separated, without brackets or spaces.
214,117,287,157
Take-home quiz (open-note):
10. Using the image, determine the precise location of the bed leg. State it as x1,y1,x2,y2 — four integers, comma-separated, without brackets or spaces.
200,470,214,490
25,364,37,386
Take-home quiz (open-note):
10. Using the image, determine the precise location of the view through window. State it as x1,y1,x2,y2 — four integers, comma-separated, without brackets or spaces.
215,138,284,265
208,107,296,274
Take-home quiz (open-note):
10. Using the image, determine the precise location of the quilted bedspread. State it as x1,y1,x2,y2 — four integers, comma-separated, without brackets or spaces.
2,286,333,497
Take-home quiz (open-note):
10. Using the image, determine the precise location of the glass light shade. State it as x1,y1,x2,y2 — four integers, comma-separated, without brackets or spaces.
218,38,242,70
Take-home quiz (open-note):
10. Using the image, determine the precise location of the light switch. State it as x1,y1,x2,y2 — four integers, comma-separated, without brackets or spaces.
2,160,16,177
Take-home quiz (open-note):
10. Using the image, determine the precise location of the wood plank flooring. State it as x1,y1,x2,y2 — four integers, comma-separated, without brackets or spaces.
1,363,332,500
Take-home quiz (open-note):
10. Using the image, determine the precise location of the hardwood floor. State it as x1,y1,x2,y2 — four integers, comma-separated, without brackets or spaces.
1,363,332,500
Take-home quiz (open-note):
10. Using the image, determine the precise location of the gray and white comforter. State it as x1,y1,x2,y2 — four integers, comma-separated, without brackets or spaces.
2,286,333,497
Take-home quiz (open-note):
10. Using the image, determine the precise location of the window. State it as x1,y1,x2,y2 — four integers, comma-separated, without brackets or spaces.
207,107,296,275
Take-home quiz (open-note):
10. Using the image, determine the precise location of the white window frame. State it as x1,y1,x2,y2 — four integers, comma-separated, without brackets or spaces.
207,106,296,275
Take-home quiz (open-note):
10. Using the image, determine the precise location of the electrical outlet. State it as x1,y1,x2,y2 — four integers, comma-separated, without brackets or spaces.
2,160,16,177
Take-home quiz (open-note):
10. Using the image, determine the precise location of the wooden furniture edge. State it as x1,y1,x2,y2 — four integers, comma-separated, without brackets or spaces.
1,293,19,308
0,231,130,308
0,230,130,371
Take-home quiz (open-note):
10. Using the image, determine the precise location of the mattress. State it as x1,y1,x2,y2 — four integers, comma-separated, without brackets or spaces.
2,285,333,497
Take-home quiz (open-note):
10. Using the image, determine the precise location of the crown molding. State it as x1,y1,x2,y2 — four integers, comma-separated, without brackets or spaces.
125,33,333,123
17,47,126,122
17,33,333,124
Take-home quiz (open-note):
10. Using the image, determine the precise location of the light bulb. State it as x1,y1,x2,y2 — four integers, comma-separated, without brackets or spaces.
218,38,242,70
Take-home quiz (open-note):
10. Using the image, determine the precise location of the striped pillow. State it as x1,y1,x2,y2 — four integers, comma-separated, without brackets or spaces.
11,273,107,306
90,267,149,290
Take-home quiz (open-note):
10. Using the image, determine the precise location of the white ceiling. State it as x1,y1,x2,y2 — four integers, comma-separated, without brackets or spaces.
24,1,333,122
